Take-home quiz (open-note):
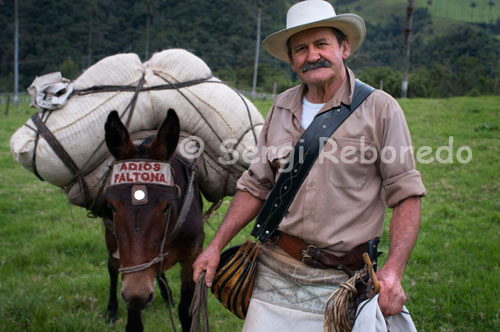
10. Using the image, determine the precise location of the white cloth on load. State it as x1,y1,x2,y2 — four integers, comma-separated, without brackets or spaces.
10,49,264,203
352,294,417,332
242,243,348,332
27,72,74,110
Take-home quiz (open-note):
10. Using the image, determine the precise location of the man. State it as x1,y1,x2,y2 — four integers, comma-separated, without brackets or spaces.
193,0,426,330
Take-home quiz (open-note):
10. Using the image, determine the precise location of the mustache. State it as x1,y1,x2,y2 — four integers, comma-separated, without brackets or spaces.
301,58,332,73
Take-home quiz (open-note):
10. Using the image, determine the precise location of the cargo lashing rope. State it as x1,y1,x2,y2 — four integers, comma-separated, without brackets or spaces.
25,74,215,215
26,73,262,218
30,111,92,209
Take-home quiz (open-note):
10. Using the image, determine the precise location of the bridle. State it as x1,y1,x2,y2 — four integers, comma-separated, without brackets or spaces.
118,204,173,275
106,158,196,332
107,158,196,275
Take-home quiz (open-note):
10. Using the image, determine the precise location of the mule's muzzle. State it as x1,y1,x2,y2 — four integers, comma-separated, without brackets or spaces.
120,289,155,310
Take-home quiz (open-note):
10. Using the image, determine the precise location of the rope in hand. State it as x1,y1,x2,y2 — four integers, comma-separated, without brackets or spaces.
324,271,360,332
189,271,209,332
324,254,380,332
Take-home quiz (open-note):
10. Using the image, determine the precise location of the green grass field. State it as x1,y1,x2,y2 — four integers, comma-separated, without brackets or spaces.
1,95,499,332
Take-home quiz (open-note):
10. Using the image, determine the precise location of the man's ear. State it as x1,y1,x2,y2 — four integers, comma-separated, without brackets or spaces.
289,54,299,73
341,38,351,61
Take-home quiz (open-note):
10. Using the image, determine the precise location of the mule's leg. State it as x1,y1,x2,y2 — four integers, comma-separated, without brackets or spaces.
178,259,196,332
104,225,120,324
157,273,175,306
126,308,143,332
107,255,120,324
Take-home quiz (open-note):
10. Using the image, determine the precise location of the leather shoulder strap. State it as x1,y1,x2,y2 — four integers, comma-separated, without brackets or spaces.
251,79,375,243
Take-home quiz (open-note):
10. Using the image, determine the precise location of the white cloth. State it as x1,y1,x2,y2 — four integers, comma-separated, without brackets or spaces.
243,298,325,332
352,294,417,332
301,96,324,129
27,72,74,110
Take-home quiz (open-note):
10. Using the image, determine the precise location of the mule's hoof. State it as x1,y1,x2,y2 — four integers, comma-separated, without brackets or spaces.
108,315,117,326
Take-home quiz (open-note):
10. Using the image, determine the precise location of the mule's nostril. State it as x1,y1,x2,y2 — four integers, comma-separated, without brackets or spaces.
120,289,154,310
120,291,128,305
145,291,155,306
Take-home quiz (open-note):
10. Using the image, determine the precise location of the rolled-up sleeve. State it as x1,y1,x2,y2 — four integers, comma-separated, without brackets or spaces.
378,96,426,208
236,108,276,201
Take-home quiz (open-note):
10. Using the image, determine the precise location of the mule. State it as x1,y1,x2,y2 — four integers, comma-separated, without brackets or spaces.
103,109,204,332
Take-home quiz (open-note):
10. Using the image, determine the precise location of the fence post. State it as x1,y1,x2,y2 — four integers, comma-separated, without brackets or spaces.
5,95,10,116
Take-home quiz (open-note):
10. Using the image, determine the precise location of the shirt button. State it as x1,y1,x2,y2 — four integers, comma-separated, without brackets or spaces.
305,213,312,219
308,182,314,187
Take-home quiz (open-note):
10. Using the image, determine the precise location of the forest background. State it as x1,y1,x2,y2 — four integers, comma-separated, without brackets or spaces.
1,0,500,99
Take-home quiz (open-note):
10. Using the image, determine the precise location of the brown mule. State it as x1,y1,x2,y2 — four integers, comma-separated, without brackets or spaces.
104,109,204,332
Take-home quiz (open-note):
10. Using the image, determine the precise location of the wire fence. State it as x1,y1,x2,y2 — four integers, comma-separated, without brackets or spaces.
0,92,31,106
0,89,276,111
238,90,276,101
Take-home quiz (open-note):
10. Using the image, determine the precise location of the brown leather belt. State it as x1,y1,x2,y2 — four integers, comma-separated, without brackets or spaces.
270,232,367,273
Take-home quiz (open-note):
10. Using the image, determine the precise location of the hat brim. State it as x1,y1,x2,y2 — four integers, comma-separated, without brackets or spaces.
262,13,366,63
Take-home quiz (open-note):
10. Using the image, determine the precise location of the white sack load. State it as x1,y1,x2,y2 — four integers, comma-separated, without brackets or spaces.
10,53,151,185
10,49,264,206
143,49,264,201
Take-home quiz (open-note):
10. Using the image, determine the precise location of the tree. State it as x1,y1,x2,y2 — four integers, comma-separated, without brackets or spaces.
87,1,97,68
470,2,477,21
488,1,496,23
401,0,415,98
142,0,155,60
13,0,18,106
251,1,262,99
59,57,80,79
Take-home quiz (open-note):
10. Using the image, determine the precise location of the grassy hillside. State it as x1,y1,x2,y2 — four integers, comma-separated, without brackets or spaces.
338,0,500,26
1,95,499,331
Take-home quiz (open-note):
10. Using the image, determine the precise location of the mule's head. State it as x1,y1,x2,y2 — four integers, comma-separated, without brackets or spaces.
104,109,180,310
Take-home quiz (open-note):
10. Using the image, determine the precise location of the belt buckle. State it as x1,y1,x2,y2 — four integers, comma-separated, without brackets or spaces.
300,244,317,261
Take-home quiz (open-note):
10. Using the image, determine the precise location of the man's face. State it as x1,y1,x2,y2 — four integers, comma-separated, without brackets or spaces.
288,27,350,86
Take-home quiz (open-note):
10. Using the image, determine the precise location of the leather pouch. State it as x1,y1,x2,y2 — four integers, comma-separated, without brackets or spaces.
211,240,261,319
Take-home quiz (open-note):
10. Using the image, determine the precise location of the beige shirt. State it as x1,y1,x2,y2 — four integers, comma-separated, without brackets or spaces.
237,68,426,255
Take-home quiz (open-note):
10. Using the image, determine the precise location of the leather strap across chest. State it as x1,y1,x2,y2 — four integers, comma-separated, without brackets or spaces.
251,79,375,243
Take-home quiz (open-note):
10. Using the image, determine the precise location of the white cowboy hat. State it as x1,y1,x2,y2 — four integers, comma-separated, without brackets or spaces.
262,0,366,62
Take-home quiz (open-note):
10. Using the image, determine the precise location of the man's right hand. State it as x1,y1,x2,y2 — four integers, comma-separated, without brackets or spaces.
192,190,264,287
192,244,221,287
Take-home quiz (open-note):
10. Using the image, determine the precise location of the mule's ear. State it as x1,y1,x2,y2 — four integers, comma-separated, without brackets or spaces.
105,111,137,159
148,109,180,161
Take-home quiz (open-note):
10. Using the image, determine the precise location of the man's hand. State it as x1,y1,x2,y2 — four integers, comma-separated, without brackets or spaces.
376,267,407,316
376,195,421,316
192,190,264,288
192,244,221,287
